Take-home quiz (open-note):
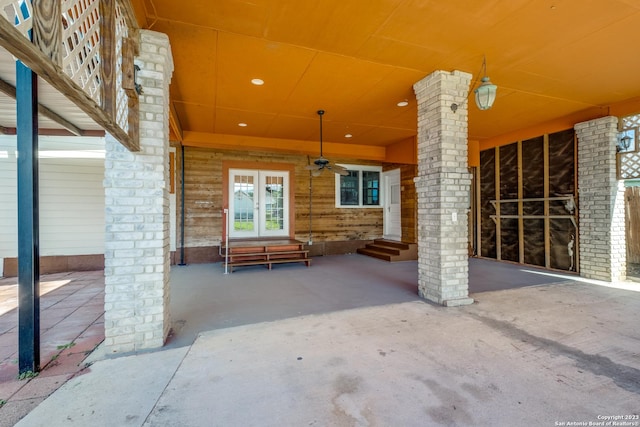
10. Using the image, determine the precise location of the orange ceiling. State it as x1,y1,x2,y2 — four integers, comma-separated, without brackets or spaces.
131,0,640,157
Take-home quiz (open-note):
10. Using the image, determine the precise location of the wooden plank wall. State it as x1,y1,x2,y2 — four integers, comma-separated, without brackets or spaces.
178,147,417,251
626,186,640,264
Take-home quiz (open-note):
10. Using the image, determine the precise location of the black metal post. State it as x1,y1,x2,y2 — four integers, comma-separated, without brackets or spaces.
16,60,40,374
179,144,186,265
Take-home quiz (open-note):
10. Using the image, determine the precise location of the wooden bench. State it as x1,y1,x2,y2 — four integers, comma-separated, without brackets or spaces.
222,240,312,273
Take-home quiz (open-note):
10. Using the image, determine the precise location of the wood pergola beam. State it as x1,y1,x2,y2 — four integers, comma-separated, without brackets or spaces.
0,126,104,137
0,77,87,136
0,18,138,151
169,102,183,142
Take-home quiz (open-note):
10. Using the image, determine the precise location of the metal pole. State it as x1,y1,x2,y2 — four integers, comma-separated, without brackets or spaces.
178,145,186,266
224,208,229,274
16,60,40,374
309,169,313,245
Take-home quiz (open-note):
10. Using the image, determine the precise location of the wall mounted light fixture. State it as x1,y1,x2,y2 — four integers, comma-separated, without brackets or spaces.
617,129,635,152
134,64,143,95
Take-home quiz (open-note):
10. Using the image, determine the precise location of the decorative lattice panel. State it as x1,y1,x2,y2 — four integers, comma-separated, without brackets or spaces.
619,113,640,179
61,0,101,104
114,1,128,133
619,152,640,180
622,114,640,130
0,0,32,39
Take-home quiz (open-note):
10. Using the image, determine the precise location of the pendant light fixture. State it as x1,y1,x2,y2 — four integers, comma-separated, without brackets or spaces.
474,55,497,110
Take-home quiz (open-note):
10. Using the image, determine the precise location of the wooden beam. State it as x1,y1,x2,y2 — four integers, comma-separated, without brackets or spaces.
169,102,184,142
0,18,138,151
543,134,550,268
169,151,175,194
0,77,85,136
183,131,387,161
121,37,139,98
121,36,140,145
117,0,141,31
32,0,62,65
0,126,104,137
0,125,16,135
517,140,524,264
100,0,116,120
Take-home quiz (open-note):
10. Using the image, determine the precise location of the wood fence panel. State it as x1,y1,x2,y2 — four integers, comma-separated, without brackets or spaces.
626,187,640,264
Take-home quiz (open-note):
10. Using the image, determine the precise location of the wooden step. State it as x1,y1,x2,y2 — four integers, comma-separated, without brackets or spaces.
357,239,418,262
357,248,393,262
228,258,311,273
373,239,412,250
361,243,401,256
224,250,308,260
221,239,311,272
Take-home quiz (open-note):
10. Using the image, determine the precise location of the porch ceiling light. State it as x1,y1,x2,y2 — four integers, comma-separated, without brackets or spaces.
474,56,497,110
450,55,498,113
251,78,264,86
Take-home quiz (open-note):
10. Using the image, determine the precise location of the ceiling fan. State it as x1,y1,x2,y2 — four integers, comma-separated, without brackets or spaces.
306,110,349,177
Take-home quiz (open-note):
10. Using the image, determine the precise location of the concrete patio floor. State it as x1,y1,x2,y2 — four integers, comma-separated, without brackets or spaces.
2,255,639,426
0,271,104,426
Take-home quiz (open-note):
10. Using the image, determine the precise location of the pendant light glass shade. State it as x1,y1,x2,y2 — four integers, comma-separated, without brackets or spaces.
474,76,497,110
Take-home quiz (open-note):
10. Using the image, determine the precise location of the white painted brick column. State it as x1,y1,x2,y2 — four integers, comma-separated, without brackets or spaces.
103,30,174,353
413,70,473,306
575,116,626,282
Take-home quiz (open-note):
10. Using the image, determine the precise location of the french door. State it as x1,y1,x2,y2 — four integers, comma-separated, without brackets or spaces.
228,169,289,238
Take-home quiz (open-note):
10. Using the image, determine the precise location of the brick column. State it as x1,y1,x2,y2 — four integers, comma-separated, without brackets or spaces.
413,70,473,306
103,30,174,353
575,116,626,282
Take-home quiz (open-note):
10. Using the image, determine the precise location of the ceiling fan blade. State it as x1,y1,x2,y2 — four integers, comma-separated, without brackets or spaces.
330,164,349,176
305,164,320,170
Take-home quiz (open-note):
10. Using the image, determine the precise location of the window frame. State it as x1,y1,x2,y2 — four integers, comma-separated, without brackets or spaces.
334,164,383,208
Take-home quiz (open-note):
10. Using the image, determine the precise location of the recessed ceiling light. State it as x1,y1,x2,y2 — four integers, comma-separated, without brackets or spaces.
251,78,264,86
397,100,409,107
345,134,353,138
238,123,248,127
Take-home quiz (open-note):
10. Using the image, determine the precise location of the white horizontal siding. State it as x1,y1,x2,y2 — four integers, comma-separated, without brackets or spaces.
0,136,106,257
0,138,18,258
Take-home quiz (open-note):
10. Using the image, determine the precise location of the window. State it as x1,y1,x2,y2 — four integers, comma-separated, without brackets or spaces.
335,165,382,208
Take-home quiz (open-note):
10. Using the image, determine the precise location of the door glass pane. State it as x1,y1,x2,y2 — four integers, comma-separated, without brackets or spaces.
362,171,380,205
233,175,254,231
391,183,400,204
264,175,284,231
340,171,359,205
